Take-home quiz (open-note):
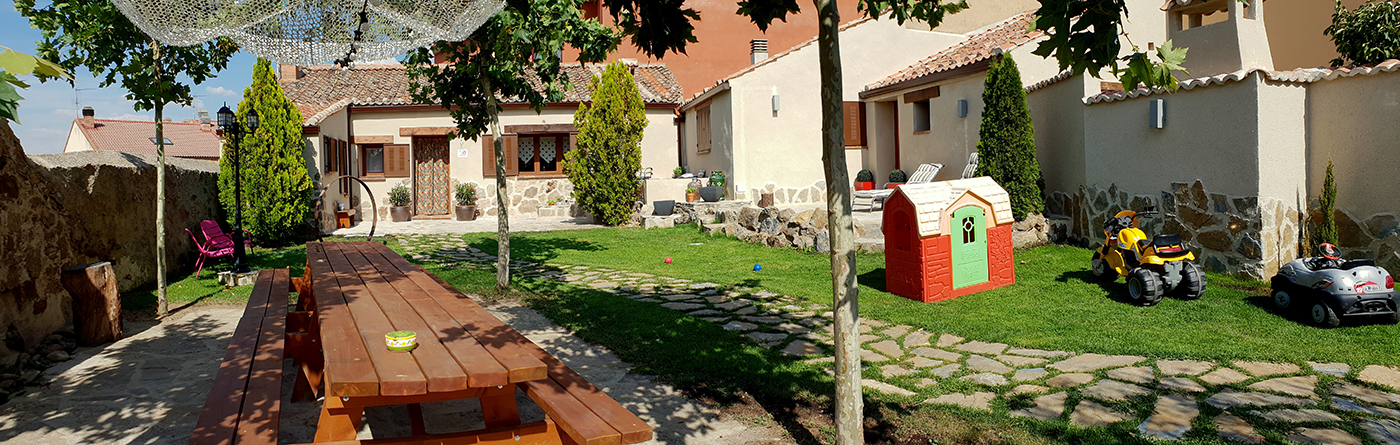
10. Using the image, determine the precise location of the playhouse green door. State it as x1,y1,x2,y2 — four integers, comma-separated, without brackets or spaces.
951,205,988,288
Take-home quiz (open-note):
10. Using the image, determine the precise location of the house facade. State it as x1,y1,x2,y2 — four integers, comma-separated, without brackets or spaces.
278,62,682,229
63,106,223,161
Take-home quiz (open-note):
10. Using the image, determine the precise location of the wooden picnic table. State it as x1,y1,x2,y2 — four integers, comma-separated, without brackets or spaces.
293,241,651,445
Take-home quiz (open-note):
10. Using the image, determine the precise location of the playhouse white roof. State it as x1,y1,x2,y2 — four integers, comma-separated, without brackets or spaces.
895,177,1014,237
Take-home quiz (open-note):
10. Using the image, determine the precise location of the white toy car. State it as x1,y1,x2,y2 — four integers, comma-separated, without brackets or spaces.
1270,243,1399,328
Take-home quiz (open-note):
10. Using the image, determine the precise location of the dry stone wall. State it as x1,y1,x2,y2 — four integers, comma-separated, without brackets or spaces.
473,177,580,218
1047,180,1300,280
745,180,828,206
0,122,221,359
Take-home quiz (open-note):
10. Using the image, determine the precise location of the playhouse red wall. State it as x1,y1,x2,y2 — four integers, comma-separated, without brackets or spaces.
884,213,1016,303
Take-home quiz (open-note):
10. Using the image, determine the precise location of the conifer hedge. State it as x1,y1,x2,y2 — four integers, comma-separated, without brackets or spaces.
973,54,1044,221
565,62,647,226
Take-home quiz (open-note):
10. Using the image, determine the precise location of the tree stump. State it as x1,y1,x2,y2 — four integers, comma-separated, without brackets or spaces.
61,262,122,346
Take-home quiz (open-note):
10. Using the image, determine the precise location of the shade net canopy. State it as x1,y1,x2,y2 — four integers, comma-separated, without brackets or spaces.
111,0,504,66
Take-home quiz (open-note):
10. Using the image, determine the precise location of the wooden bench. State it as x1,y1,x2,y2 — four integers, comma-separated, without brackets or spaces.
190,269,290,445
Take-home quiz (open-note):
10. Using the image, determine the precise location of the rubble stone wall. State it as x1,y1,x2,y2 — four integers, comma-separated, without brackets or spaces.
0,122,222,358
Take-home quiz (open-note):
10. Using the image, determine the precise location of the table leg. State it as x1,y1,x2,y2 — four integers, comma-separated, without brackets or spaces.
314,388,363,442
408,403,427,436
480,391,521,429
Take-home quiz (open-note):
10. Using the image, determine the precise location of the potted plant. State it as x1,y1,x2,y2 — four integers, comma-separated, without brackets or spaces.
699,170,725,202
855,169,874,190
388,181,413,222
685,187,699,202
887,169,907,189
454,182,477,221
673,166,684,178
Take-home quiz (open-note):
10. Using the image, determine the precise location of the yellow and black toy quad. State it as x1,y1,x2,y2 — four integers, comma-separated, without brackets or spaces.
1091,207,1206,305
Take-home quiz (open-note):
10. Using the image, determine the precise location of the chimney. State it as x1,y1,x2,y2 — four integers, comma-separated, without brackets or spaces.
279,63,300,81
619,58,639,75
82,106,95,128
162,117,173,123
198,110,213,131
750,39,769,65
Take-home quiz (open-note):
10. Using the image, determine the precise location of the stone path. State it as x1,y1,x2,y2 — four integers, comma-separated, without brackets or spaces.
0,304,786,444
400,234,1400,444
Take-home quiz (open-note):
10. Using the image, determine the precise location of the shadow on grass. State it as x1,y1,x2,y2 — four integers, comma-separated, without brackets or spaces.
123,247,308,316
1055,269,1139,306
464,236,604,264
857,268,887,293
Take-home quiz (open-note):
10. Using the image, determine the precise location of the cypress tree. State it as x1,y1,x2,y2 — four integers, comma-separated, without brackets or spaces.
565,61,647,226
1311,158,1339,249
218,58,314,244
973,54,1044,221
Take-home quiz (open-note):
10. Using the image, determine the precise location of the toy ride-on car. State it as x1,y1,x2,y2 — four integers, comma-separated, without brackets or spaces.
1270,243,1398,328
1091,207,1206,305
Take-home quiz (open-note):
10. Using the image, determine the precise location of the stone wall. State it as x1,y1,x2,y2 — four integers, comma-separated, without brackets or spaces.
1046,180,1300,280
1307,208,1400,276
743,180,828,206
0,122,222,358
454,177,579,219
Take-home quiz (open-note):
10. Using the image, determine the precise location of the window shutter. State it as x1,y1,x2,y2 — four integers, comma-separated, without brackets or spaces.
505,134,519,176
384,144,410,177
843,102,866,147
323,137,334,170
481,134,496,177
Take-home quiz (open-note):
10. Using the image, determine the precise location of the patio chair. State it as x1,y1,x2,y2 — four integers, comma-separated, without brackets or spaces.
187,220,253,278
853,163,943,211
961,152,979,179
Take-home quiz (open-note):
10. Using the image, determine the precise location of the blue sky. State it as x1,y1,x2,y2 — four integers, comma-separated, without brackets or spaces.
3,5,260,155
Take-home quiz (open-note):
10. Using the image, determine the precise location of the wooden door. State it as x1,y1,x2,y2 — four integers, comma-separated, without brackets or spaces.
412,136,450,215
951,205,989,288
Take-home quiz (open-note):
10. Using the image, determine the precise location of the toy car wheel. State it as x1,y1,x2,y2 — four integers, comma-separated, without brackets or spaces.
1175,262,1205,300
1091,252,1112,280
1271,288,1294,310
1310,302,1341,328
1128,268,1164,306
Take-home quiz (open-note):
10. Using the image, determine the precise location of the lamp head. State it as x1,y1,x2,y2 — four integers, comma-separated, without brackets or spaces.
216,104,234,130
245,109,259,131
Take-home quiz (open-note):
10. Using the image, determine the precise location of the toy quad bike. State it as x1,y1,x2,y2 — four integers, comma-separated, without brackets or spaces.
1091,207,1206,305
1270,243,1398,328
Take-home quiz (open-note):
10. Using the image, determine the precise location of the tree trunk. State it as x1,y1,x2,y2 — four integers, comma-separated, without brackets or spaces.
60,261,123,346
153,41,168,318
813,0,861,443
484,77,510,290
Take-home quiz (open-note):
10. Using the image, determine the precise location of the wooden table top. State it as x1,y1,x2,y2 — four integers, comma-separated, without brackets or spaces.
305,241,547,398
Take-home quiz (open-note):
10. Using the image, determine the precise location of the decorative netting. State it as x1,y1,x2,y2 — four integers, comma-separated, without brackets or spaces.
110,0,504,66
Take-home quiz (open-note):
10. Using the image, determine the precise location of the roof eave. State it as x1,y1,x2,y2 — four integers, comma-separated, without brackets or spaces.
859,58,994,100
680,81,731,112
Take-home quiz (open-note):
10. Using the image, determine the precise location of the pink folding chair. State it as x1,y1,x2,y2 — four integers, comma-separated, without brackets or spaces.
187,220,253,278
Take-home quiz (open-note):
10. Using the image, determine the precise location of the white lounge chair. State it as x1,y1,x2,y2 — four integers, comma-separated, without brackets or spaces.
853,163,942,211
961,152,979,179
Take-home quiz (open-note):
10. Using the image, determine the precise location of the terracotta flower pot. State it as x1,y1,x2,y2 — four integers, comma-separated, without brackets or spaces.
455,205,477,221
686,192,699,203
886,182,905,189
390,206,412,222
855,181,874,191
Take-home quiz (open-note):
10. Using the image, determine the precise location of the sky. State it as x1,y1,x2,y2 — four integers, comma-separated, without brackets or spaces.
2,5,260,155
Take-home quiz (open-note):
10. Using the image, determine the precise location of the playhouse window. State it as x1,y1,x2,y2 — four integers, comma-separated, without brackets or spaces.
962,216,976,244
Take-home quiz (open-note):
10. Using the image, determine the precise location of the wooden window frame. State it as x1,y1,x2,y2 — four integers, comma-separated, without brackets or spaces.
360,144,385,178
696,103,712,154
843,101,867,148
515,133,572,178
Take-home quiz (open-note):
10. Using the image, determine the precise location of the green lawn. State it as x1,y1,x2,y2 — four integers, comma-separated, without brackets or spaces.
432,224,1399,366
124,243,312,315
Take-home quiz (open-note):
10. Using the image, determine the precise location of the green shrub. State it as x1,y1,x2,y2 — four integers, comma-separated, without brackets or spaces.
1325,0,1400,66
388,182,412,207
888,169,907,183
855,169,874,183
455,182,477,206
973,54,1044,221
565,61,647,226
217,58,314,245
1310,158,1339,250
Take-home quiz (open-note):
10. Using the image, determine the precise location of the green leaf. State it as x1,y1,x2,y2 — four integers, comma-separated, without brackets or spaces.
0,46,70,80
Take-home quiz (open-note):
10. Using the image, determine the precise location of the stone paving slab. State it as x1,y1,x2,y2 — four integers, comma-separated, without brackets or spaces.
781,340,822,356
1286,427,1363,445
1010,392,1067,421
1360,366,1400,392
1158,360,1214,376
1004,348,1074,358
868,341,904,359
1106,366,1154,384
1215,414,1265,444
995,355,1045,367
1205,389,1317,409
1250,409,1342,423
954,341,1009,355
935,334,964,347
1361,419,1400,445
929,364,961,378
1332,397,1400,420
1200,367,1251,386
961,373,1009,386
1248,375,1319,399
1071,400,1129,428
1334,384,1400,407
1049,354,1145,373
863,379,916,397
1159,377,1207,393
966,355,1013,374
1082,380,1152,402
1046,373,1095,388
1008,385,1048,397
910,347,962,362
902,331,931,348
1139,394,1198,441
1309,362,1352,378
925,392,995,411
1012,368,1048,382
1234,361,1301,377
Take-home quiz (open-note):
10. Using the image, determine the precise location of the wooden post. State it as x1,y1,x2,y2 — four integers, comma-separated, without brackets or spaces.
61,261,123,346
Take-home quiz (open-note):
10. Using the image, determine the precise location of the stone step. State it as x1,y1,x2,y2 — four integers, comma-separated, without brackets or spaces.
855,238,885,253
701,223,731,235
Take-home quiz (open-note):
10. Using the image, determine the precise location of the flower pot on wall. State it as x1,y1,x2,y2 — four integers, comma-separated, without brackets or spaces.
653,200,675,216
698,186,723,203
390,206,413,222
455,205,477,221
855,181,874,191
686,192,699,203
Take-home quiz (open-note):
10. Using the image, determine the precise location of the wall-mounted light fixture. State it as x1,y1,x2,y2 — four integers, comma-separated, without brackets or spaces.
1149,99,1166,129
771,86,780,112
957,99,968,118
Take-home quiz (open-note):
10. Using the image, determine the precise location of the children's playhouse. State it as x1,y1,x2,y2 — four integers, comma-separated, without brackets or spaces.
883,177,1016,303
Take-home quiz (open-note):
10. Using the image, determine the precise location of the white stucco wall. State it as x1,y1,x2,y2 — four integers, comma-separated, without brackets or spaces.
1254,80,1307,205
1306,72,1400,218
62,122,92,154
1082,75,1263,197
1028,75,1094,195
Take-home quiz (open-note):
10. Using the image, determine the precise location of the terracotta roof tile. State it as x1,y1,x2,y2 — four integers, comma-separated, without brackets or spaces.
1083,59,1400,104
864,11,1042,92
1024,70,1074,94
74,119,222,159
282,63,683,126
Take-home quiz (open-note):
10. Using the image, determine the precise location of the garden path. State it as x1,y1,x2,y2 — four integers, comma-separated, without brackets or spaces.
0,299,783,444
401,233,1400,445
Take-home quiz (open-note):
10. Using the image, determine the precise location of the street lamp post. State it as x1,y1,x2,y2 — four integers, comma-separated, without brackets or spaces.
217,104,259,274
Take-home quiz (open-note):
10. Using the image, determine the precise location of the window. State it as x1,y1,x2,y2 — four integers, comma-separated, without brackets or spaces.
516,134,570,175
843,101,866,147
962,216,976,244
696,104,712,154
912,100,931,132
362,145,384,176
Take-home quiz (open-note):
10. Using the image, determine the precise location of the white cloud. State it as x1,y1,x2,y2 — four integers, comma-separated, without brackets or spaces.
206,86,236,96
100,113,152,121
52,108,74,116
